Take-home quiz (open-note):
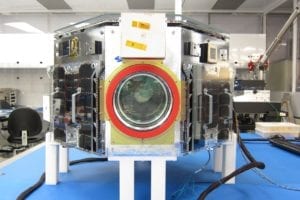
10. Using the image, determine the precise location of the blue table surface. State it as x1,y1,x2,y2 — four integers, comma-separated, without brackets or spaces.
0,133,299,200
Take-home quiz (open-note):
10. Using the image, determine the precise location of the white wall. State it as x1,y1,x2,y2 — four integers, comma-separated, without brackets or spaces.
0,68,50,107
0,32,53,108
209,14,262,33
0,34,54,68
266,14,291,62
0,12,298,107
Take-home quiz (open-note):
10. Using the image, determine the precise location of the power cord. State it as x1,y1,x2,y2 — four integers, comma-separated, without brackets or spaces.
171,149,211,200
16,157,107,200
242,135,300,142
240,147,300,192
194,149,211,174
197,111,265,200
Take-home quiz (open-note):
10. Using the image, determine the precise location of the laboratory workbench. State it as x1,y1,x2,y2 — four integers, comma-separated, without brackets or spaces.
0,133,299,200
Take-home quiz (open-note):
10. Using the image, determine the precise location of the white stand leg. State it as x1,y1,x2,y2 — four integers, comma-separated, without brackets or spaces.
59,145,69,173
222,133,237,184
151,159,166,200
45,132,59,185
213,146,223,172
110,156,176,200
119,159,134,200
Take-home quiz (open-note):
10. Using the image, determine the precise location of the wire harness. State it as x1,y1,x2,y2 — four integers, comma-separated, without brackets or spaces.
16,157,107,200
197,111,265,200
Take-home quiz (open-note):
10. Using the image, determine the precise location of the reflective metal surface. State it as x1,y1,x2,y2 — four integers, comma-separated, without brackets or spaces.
55,13,228,41
53,12,233,156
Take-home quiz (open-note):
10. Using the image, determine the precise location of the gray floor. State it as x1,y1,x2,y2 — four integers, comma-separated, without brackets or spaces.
0,118,48,163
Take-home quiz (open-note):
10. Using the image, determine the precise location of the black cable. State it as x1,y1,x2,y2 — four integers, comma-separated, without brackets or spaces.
16,157,107,200
242,138,269,142
242,138,300,142
241,133,300,142
197,111,265,200
70,157,107,165
237,135,264,167
239,145,300,192
198,162,263,200
16,173,46,200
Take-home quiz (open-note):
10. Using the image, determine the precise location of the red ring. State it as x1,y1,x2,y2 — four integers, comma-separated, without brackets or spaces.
106,64,180,139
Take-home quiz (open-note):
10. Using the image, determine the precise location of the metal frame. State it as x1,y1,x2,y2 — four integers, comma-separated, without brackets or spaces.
47,13,236,200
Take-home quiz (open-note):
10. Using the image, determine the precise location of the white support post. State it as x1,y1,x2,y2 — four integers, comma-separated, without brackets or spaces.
262,14,267,34
292,0,298,93
151,159,167,200
213,146,223,172
110,156,176,200
119,158,135,200
59,145,69,173
175,0,182,21
45,132,59,185
222,133,237,184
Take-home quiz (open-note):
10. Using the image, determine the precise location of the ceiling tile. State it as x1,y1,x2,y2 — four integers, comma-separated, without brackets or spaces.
127,0,154,9
212,0,246,10
274,0,293,11
64,0,129,11
155,0,174,10
183,0,218,11
155,0,219,12
0,0,290,14
37,0,71,10
238,0,278,11
0,0,47,12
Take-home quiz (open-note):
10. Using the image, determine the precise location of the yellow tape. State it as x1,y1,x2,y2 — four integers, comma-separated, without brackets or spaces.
132,20,150,30
125,40,147,51
70,37,79,57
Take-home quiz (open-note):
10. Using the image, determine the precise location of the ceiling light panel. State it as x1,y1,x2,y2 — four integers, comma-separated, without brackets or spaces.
5,22,44,33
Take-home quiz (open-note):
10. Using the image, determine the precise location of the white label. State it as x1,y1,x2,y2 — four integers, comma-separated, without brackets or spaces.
120,13,166,58
22,130,28,146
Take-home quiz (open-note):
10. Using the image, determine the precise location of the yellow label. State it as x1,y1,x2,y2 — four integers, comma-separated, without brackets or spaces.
132,20,150,30
126,40,147,51
70,37,79,57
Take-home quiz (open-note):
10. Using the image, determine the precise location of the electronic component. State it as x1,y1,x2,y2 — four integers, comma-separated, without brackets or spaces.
184,42,200,57
58,40,70,56
234,80,265,91
200,43,218,64
52,14,232,157
219,49,228,61
95,41,102,54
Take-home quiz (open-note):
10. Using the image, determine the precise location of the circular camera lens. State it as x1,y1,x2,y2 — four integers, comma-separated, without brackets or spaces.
113,73,172,131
